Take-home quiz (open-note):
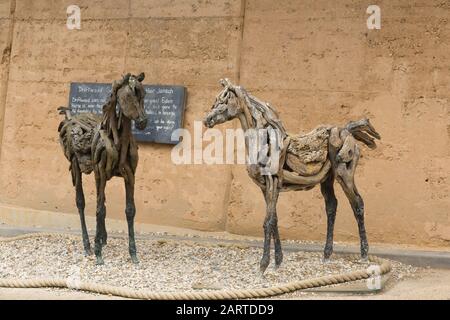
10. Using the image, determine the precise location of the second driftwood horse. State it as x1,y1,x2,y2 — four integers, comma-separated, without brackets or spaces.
58,73,148,265
204,79,381,273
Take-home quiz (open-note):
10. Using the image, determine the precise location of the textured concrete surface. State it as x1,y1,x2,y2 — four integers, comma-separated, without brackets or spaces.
299,268,450,300
0,0,448,249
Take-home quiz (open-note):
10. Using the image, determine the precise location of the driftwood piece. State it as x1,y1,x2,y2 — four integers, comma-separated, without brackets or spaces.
337,135,356,163
283,160,331,185
286,155,326,176
204,78,381,274
57,111,101,174
285,126,329,176
329,127,343,149
345,118,381,149
287,127,329,162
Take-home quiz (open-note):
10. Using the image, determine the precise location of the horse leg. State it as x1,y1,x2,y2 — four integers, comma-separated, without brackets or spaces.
124,168,138,264
100,212,108,247
271,177,282,269
320,173,337,262
260,176,281,273
93,170,107,248
72,158,91,256
352,190,368,261
260,189,271,274
94,168,107,265
339,180,368,260
336,146,368,261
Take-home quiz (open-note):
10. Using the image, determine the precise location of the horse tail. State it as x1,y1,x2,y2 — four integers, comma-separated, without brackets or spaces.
57,106,72,120
57,114,74,164
345,118,381,149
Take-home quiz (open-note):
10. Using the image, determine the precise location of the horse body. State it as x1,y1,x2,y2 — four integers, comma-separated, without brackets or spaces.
58,73,148,265
204,78,381,273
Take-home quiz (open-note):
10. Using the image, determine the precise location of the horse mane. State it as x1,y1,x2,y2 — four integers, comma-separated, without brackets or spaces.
238,87,287,138
102,94,118,127
101,76,129,145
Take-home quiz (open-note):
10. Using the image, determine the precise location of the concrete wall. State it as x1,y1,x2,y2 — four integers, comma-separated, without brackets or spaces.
0,0,449,248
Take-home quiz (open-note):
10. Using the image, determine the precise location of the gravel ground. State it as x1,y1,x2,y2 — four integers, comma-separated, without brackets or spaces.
0,234,419,294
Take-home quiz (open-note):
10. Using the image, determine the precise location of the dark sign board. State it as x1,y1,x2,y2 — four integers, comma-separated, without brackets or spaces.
68,82,186,144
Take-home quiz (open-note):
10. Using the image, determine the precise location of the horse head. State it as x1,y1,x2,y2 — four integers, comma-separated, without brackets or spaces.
116,72,148,130
203,78,243,128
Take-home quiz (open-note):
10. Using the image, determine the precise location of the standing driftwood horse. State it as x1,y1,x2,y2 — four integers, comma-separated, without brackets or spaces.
204,79,381,273
58,73,148,265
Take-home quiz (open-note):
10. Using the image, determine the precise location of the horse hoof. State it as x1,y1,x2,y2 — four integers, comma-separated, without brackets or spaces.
84,248,93,257
258,270,266,279
322,257,331,264
274,259,283,271
96,257,104,265
358,256,369,264
131,256,139,264
274,254,283,269
259,257,270,274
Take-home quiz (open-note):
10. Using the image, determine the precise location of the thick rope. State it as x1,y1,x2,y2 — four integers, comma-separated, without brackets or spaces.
0,233,391,299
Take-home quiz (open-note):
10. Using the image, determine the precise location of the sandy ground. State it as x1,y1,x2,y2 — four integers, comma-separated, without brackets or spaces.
0,268,449,300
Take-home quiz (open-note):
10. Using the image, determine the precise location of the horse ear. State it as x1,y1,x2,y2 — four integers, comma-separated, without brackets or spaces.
137,72,145,82
123,73,131,83
220,78,234,89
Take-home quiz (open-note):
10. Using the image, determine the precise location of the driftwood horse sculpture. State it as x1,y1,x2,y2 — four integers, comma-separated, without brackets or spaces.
58,73,148,265
204,79,381,273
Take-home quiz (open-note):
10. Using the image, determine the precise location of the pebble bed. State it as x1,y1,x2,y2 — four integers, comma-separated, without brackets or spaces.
0,234,418,294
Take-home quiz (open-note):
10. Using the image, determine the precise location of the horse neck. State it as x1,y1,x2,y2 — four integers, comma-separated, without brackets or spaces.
235,93,288,157
119,114,132,134
241,92,287,138
236,96,262,155
237,111,251,131
102,104,133,148
236,93,275,131
236,94,255,131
